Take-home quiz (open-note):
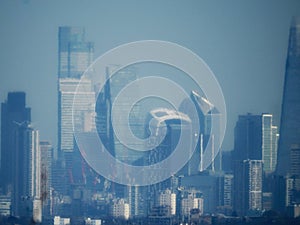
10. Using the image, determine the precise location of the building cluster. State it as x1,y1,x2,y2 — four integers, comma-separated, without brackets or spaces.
0,18,300,225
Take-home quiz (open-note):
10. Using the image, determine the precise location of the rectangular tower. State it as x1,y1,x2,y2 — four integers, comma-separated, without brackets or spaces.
57,26,94,155
58,26,94,79
0,92,31,193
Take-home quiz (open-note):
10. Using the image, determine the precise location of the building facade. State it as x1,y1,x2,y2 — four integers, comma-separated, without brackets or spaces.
158,189,176,215
277,17,300,177
0,92,31,193
233,113,278,215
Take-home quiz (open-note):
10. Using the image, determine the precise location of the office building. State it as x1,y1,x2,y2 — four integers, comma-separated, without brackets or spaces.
181,190,204,218
180,173,218,213
111,199,130,220
9,123,41,221
97,65,144,165
126,185,147,218
0,195,11,216
58,78,95,154
57,26,94,163
54,216,71,225
58,26,94,79
158,189,176,215
234,160,263,216
217,173,234,212
233,113,278,174
40,141,53,216
233,113,279,215
0,92,31,192
179,90,221,174
85,218,102,225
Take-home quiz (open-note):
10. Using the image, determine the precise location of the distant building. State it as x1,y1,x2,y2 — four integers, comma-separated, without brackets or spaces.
0,92,31,193
54,216,70,225
262,192,273,211
0,92,42,221
277,17,300,177
96,65,144,200
158,189,176,215
58,78,95,154
56,27,95,200
262,114,278,173
97,65,144,166
0,195,11,216
216,173,234,215
233,113,278,173
111,199,130,220
148,205,173,225
181,191,204,218
22,126,42,223
233,113,278,215
126,185,147,218
85,218,101,225
180,172,218,213
234,160,263,216
146,108,192,182
40,141,53,216
58,26,94,79
179,90,221,174
274,17,300,214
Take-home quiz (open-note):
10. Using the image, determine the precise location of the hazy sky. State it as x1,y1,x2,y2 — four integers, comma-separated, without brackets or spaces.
1,0,300,151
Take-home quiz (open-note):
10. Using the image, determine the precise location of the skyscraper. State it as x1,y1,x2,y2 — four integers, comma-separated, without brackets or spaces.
58,26,94,79
277,17,300,176
40,141,53,216
179,90,221,175
233,113,278,173
233,113,278,215
97,65,144,165
235,160,263,216
58,78,95,154
57,26,94,155
0,92,31,193
10,122,41,221
56,26,95,201
24,127,42,223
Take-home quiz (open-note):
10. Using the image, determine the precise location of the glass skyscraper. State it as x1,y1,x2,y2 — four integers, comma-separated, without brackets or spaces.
57,26,95,154
0,92,31,192
96,65,144,166
0,92,42,221
233,113,278,215
277,17,300,176
58,26,94,79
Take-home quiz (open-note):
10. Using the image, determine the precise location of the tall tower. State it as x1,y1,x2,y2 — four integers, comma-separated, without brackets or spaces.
233,113,278,215
179,90,222,175
57,26,94,155
40,141,53,216
56,26,95,199
58,26,94,79
0,92,31,193
10,122,41,221
277,18,300,176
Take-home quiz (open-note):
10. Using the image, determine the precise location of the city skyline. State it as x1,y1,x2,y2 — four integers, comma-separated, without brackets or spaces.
1,1,300,224
1,1,300,150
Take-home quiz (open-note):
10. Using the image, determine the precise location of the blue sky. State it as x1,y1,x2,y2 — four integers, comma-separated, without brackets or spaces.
0,0,300,150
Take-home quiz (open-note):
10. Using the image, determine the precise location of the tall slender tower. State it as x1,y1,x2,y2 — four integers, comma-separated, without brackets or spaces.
57,27,94,156
277,18,300,176
0,92,31,193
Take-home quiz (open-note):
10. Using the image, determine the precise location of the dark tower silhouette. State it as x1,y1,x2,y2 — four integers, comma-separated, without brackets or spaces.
277,17,300,176
0,92,31,193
